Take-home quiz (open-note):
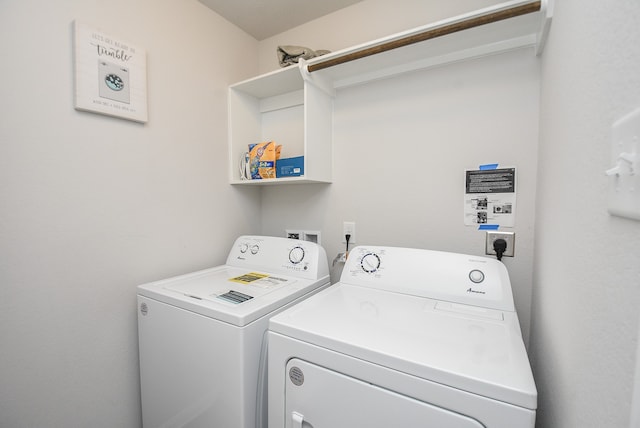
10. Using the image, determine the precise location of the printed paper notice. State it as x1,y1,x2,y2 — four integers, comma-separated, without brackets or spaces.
228,272,290,289
464,167,516,227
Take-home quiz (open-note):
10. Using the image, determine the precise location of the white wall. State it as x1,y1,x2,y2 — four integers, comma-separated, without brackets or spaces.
7,1,639,427
0,0,259,426
257,2,540,343
531,0,640,427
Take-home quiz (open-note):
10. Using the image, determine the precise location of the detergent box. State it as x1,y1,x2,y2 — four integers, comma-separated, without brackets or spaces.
248,142,277,179
276,156,304,178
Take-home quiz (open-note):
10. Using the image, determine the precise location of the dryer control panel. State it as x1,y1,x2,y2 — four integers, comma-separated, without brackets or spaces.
340,246,515,312
226,236,329,280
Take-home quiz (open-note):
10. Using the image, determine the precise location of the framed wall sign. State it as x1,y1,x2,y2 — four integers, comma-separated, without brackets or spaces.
73,21,148,123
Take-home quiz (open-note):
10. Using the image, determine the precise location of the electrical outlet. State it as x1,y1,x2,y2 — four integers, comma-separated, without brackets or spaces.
485,231,515,257
343,222,356,244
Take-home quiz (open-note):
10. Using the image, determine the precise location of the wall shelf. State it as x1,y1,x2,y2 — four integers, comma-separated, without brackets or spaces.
228,0,552,185
228,65,333,185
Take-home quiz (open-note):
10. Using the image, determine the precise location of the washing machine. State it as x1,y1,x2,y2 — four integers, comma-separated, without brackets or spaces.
268,245,537,428
137,235,329,428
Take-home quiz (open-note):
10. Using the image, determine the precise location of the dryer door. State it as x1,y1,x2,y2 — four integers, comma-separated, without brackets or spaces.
284,359,484,428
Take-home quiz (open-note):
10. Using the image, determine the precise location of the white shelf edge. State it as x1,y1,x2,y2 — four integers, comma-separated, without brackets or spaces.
332,35,536,90
230,65,303,99
535,0,553,55
230,177,332,186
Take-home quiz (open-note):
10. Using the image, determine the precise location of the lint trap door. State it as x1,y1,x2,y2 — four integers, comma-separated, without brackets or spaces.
284,358,484,428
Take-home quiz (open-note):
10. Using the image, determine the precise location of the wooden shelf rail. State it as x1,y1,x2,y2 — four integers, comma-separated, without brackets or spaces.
307,1,542,73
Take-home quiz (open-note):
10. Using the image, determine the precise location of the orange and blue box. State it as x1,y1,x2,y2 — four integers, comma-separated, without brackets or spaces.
276,156,304,178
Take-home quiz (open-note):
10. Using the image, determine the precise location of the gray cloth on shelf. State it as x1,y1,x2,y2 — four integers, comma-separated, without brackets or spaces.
277,45,331,67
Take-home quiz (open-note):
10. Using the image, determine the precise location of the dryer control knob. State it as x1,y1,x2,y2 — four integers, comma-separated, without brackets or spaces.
239,243,248,253
250,244,259,255
361,253,381,273
469,269,485,283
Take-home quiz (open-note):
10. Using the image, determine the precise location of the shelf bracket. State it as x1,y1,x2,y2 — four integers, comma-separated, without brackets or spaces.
535,0,554,56
299,59,336,98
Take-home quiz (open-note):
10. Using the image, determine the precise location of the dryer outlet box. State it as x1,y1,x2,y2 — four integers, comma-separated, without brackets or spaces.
286,230,303,240
303,231,321,245
286,229,322,245
485,231,515,257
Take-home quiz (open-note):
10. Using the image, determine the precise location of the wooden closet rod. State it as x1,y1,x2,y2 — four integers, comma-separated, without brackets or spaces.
307,1,542,73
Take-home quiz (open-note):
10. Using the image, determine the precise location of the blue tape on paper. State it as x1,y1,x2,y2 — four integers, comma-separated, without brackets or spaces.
479,163,499,170
478,224,500,230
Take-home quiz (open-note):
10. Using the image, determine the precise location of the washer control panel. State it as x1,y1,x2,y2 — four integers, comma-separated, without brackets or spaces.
340,245,514,312
238,242,261,255
288,246,305,264
226,236,328,280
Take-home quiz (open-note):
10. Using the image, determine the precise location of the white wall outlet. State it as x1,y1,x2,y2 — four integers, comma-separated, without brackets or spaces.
343,222,356,244
485,231,515,257
286,229,303,240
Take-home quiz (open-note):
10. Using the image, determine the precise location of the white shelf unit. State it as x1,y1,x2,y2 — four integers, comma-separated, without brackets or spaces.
228,0,552,185
228,65,333,185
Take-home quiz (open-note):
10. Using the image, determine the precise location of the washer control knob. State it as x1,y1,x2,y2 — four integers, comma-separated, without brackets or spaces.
239,243,248,253
250,244,259,255
361,253,381,273
469,269,485,284
289,246,305,264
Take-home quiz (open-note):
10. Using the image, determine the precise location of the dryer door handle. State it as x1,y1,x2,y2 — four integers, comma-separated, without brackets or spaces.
292,411,310,428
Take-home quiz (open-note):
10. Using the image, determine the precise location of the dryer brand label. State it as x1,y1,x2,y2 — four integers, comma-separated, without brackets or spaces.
289,366,304,386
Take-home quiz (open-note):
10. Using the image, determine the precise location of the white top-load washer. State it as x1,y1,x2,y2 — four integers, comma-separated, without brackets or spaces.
137,235,329,428
268,245,537,428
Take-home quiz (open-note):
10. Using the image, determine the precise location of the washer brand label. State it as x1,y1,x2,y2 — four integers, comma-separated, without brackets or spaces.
140,302,148,316
289,366,304,386
467,287,486,295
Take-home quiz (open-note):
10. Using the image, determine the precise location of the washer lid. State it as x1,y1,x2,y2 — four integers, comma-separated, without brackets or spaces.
269,283,537,410
137,265,328,326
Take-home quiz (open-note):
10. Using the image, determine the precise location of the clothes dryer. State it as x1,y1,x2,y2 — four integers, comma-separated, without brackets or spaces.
268,245,536,428
137,235,329,428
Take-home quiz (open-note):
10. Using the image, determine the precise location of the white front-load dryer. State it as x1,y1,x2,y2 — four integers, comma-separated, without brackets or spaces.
137,235,329,428
268,245,537,428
